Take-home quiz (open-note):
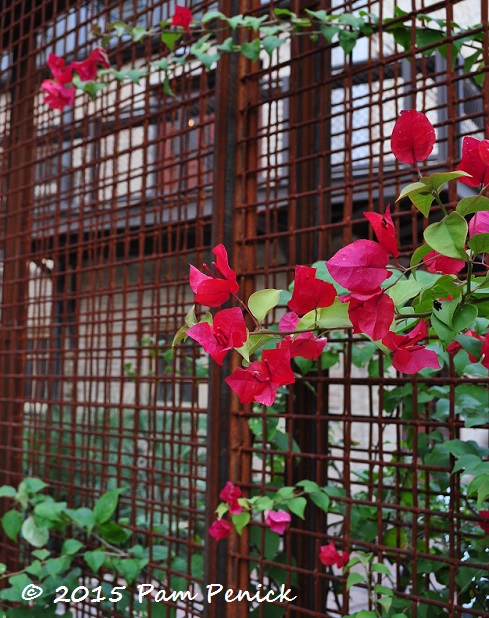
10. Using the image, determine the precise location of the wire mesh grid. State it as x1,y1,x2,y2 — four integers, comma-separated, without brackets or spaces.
0,0,487,617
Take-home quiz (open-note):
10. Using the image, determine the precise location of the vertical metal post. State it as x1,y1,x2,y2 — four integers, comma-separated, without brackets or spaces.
0,18,36,571
289,1,332,612
204,1,241,616
0,32,36,489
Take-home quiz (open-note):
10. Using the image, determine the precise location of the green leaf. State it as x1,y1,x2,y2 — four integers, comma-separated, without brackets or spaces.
242,15,267,31
217,37,236,52
274,8,297,19
338,30,359,54
263,528,280,560
397,180,434,217
469,233,489,254
98,521,131,545
295,480,320,493
241,39,261,62
65,507,96,533
387,278,425,307
94,488,125,524
452,304,478,332
374,583,394,596
32,549,50,560
371,562,391,575
456,195,489,216
84,550,106,573
351,342,377,368
2,510,23,541
215,503,229,519
109,21,131,37
253,496,274,512
320,25,340,43
34,500,67,521
416,28,445,52
226,15,245,29
231,511,250,535
161,32,182,52
338,13,365,28
21,516,49,548
429,171,471,191
131,26,151,42
310,491,330,513
411,243,433,267
248,289,281,323
455,333,482,359
62,539,84,556
423,212,468,260
346,571,365,590
20,478,48,495
262,35,286,56
195,51,221,70
201,11,226,24
274,486,296,501
114,557,147,585
386,25,411,51
476,476,489,509
345,556,362,569
397,180,430,200
45,556,70,577
412,192,438,218
384,526,407,548
314,299,352,329
0,485,16,498
377,596,393,612
286,497,306,519
304,9,330,22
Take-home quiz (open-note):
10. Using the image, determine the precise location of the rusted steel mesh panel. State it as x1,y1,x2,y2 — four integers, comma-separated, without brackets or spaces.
0,1,215,616
229,1,489,617
0,0,488,617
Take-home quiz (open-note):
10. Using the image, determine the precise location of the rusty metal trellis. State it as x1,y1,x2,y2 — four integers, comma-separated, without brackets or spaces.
0,1,488,617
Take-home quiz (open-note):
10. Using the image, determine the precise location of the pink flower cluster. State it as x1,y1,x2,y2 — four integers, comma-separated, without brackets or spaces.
188,245,328,406
209,485,349,572
42,49,110,110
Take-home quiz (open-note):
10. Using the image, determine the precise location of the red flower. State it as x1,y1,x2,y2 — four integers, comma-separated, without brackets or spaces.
208,519,231,540
171,5,193,34
390,110,436,165
344,290,394,341
88,48,110,68
382,320,440,374
278,311,300,332
326,240,391,295
456,136,489,187
468,211,489,237
189,244,239,307
42,80,75,110
186,308,247,365
288,265,336,315
446,330,482,362
47,53,73,85
422,250,465,275
481,333,489,370
319,542,350,569
224,348,295,406
265,510,291,535
480,139,489,166
279,332,327,360
220,482,243,515
71,47,111,81
363,204,399,258
478,510,489,533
